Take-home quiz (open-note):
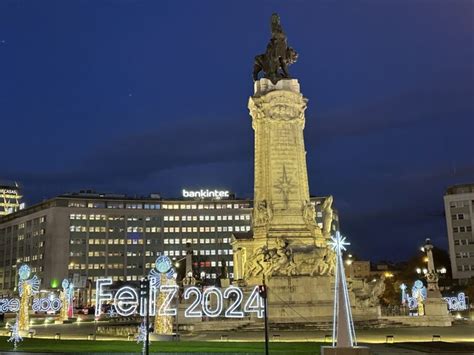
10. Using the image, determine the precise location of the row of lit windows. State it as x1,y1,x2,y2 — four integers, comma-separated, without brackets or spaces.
69,225,225,234
17,229,46,240
162,249,232,257
69,263,121,270
163,226,250,233
68,200,249,210
164,237,230,244
17,217,46,230
164,215,251,222
70,213,251,223
17,254,43,263
162,203,249,210
70,238,157,246
84,274,208,282
70,226,108,233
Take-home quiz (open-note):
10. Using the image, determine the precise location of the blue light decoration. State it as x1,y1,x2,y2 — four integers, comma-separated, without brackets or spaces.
403,280,427,312
154,255,174,275
18,265,31,281
443,293,467,311
328,231,357,348
107,305,118,318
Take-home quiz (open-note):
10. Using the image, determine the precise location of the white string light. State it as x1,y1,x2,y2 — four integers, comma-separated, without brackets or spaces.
202,287,224,318
328,231,357,348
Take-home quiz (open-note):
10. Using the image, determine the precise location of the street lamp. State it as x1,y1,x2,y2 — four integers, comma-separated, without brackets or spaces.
416,268,421,274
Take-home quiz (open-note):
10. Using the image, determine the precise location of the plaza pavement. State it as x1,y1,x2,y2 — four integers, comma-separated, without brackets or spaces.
8,320,474,343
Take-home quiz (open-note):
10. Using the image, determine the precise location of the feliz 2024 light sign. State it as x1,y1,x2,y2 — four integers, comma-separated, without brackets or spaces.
95,279,264,319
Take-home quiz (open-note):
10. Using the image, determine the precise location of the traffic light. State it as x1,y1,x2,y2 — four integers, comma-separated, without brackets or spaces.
258,284,267,299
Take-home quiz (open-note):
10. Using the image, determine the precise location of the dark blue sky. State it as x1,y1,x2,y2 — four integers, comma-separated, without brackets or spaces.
1,1,473,261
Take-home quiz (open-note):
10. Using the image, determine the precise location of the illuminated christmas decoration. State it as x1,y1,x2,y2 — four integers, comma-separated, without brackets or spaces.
7,316,22,350
149,255,176,335
32,296,62,312
403,280,427,314
399,284,407,304
243,286,264,318
135,321,149,354
223,286,244,318
95,267,263,319
328,232,357,348
60,279,74,321
17,264,40,331
443,293,467,311
107,306,118,318
202,287,224,317
183,287,203,318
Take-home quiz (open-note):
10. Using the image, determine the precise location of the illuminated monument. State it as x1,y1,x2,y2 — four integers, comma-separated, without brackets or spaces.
232,14,380,322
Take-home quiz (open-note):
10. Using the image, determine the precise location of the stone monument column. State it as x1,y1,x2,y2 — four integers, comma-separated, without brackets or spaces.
250,79,323,245
421,239,451,324
231,13,380,323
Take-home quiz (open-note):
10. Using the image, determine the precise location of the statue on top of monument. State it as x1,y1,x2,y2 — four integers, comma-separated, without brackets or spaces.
253,13,298,84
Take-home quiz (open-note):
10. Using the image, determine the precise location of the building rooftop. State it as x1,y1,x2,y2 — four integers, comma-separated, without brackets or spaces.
445,183,474,195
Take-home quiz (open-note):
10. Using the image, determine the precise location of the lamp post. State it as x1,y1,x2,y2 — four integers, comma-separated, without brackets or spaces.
259,277,269,355
421,238,441,297
139,277,150,355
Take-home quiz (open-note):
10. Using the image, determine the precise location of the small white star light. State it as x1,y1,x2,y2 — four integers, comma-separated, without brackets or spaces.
328,231,350,254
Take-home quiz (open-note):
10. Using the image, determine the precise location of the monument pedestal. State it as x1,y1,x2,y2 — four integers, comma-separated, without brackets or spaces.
423,298,452,326
321,346,370,355
266,276,333,322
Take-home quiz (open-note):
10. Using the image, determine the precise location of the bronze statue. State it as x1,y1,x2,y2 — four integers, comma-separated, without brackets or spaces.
253,13,298,84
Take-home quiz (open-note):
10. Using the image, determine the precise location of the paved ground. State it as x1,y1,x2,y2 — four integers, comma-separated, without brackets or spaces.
14,321,473,344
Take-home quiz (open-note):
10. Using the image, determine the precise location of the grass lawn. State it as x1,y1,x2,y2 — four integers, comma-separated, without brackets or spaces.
0,337,321,353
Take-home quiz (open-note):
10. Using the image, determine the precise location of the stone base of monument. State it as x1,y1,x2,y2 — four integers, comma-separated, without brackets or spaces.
149,333,178,341
263,276,379,323
321,346,370,355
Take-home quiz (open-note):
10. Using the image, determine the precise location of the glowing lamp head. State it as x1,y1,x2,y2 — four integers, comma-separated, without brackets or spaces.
416,268,421,274
18,264,31,280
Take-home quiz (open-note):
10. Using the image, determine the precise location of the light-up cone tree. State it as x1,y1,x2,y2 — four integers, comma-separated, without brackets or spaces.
328,232,357,348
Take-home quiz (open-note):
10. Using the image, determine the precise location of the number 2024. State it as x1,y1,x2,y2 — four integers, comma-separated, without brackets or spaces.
183,286,264,318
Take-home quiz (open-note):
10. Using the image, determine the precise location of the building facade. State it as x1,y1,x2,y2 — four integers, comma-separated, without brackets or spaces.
0,190,338,301
444,184,474,282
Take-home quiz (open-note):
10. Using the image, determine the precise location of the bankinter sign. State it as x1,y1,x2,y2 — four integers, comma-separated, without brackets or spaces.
182,189,230,199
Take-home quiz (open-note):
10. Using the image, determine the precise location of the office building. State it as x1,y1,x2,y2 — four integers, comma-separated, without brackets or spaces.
444,184,474,282
0,189,338,302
